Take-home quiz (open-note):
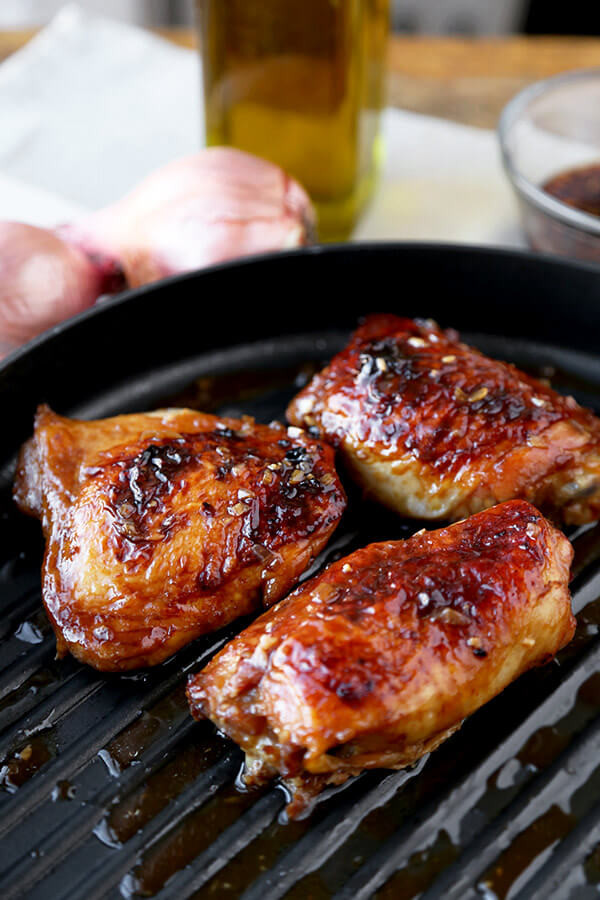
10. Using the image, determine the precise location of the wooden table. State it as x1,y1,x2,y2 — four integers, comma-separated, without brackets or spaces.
2,29,600,129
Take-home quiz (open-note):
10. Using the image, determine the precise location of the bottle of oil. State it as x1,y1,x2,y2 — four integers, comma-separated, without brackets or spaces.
196,0,390,241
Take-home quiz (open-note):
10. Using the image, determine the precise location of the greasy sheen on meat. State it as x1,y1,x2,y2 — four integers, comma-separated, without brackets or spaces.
188,501,575,816
287,314,600,524
14,406,345,671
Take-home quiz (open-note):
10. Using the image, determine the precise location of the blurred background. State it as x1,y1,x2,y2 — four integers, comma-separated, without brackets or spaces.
1,0,599,34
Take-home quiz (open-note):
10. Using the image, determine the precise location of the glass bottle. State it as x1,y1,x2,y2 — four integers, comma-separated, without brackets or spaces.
196,0,390,241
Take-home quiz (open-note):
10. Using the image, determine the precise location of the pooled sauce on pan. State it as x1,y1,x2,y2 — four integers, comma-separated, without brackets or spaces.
544,163,600,218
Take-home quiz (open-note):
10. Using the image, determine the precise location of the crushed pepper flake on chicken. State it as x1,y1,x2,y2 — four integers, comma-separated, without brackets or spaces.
287,313,600,523
14,405,345,671
187,500,575,817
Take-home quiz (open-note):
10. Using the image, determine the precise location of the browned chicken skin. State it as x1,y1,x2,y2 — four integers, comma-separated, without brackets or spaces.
188,500,575,816
14,406,346,671
287,314,600,523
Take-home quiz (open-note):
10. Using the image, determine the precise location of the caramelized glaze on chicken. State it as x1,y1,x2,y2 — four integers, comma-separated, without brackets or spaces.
287,314,600,523
188,501,575,816
14,406,345,671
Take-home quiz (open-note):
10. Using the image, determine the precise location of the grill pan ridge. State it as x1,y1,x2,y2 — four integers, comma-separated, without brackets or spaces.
2,244,600,899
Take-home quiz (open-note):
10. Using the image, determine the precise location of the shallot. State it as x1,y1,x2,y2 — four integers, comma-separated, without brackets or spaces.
0,223,118,356
0,149,315,355
59,148,316,287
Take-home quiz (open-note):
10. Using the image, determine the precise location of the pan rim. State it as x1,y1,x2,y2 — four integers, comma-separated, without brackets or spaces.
2,240,599,376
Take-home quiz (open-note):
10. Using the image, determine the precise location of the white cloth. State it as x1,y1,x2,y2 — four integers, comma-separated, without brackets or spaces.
0,3,523,248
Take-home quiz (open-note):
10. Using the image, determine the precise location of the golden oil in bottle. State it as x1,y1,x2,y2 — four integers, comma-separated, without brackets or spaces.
196,0,389,241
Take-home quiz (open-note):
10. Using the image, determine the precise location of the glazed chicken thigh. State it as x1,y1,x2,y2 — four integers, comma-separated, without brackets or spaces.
188,500,575,816
287,314,600,523
14,406,345,671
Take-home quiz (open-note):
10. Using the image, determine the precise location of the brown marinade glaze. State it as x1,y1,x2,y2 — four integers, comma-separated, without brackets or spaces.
188,500,575,817
478,804,576,900
287,314,600,523
0,736,55,792
103,432,333,561
544,163,600,218
524,162,600,261
13,406,345,671
163,362,321,413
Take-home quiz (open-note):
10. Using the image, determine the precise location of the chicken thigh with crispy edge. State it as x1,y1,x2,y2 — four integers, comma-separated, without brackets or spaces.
14,405,346,671
287,313,600,524
188,500,575,817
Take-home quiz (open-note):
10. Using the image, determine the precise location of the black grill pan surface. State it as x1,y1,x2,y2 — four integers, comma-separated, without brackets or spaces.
2,243,600,899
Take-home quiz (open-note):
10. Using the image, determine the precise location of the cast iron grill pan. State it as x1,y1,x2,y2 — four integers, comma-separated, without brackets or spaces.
1,245,600,899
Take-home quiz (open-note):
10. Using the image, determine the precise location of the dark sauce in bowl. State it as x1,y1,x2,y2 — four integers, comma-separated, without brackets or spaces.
544,163,600,218
518,162,600,263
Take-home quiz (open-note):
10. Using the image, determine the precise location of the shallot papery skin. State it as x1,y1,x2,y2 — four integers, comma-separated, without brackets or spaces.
59,148,317,288
0,223,112,356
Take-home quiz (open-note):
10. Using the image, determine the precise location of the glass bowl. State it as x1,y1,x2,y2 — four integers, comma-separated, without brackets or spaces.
499,69,600,263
